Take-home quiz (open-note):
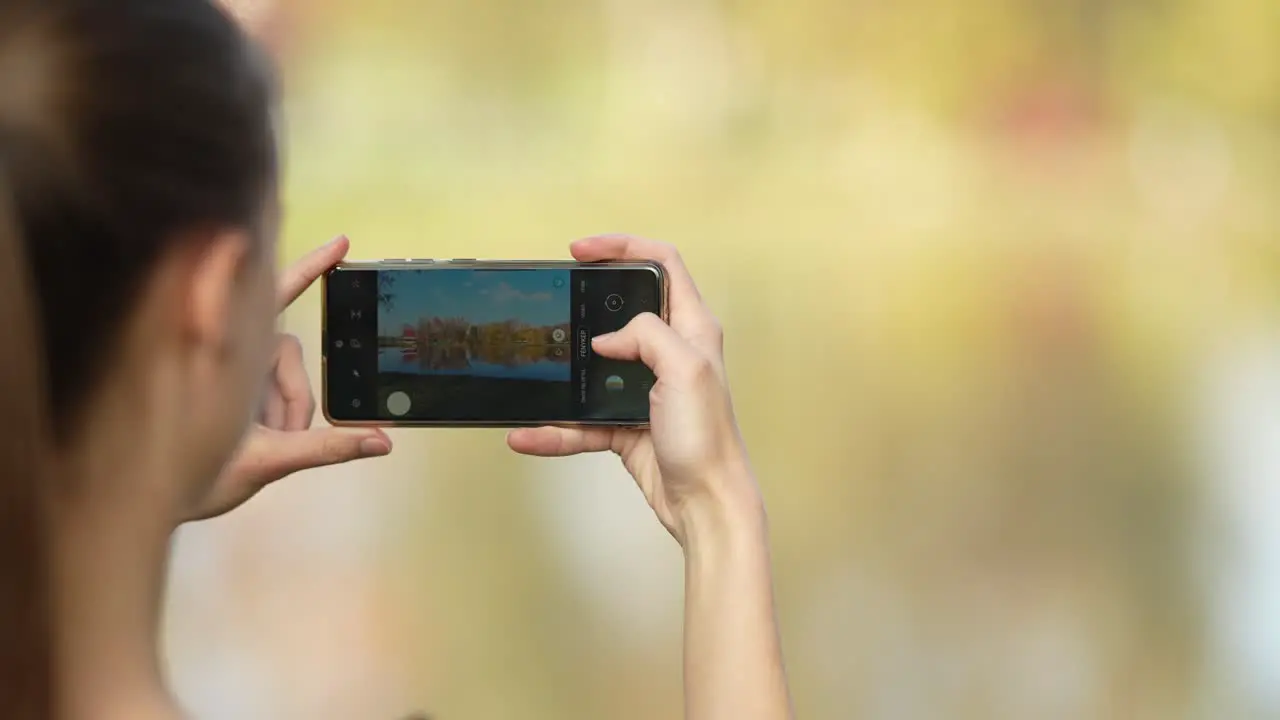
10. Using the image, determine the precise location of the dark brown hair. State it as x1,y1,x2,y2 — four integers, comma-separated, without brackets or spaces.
0,0,276,714
0,166,51,719
0,0,277,440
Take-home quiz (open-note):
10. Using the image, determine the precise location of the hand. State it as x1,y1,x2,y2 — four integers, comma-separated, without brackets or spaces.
507,235,758,545
184,236,393,522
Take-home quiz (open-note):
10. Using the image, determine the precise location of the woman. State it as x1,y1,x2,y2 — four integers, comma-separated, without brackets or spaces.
0,1,791,718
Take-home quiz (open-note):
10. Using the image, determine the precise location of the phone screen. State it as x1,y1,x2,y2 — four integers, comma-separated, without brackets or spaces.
323,263,663,425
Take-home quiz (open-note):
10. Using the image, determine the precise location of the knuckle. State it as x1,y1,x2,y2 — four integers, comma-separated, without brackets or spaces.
276,334,304,362
635,311,663,329
684,354,717,384
624,312,661,337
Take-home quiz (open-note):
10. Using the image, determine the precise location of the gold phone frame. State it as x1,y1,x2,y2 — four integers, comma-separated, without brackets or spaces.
321,258,669,429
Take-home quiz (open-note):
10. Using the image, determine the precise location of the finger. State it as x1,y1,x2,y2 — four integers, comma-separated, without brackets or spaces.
261,386,287,430
248,426,392,483
507,426,615,457
590,313,703,380
570,235,721,352
274,334,315,431
277,234,350,310
570,234,701,305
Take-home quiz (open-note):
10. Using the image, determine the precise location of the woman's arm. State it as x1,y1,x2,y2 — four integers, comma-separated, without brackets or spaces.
682,479,792,720
508,235,793,720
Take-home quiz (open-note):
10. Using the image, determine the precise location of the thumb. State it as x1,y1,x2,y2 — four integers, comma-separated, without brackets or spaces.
250,426,392,482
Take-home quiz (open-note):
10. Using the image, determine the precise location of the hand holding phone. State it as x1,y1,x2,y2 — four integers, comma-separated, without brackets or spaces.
191,236,392,522
507,236,756,546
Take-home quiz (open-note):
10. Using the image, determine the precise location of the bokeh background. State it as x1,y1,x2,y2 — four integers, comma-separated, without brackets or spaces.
166,0,1280,718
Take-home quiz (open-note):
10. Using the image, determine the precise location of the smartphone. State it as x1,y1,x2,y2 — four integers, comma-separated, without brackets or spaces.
322,259,668,427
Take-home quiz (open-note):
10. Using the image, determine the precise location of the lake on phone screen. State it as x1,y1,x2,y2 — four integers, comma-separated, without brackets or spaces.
378,347,570,382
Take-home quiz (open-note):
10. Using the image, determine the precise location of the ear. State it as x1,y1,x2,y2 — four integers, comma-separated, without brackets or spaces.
183,230,254,354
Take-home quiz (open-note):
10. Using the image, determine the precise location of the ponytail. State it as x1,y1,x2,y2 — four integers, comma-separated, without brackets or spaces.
0,164,53,718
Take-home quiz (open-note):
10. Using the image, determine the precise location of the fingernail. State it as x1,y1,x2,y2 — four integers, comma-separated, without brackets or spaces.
591,332,615,346
327,234,348,247
360,437,390,456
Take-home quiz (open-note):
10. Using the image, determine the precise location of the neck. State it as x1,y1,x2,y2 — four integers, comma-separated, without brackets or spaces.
52,391,188,720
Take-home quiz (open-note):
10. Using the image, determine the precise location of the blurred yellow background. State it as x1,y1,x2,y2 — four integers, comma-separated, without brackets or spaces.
166,0,1280,718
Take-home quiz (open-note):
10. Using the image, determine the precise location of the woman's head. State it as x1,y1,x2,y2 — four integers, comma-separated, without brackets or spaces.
0,0,281,489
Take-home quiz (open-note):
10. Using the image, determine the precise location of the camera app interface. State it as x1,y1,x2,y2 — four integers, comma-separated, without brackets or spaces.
326,266,658,423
